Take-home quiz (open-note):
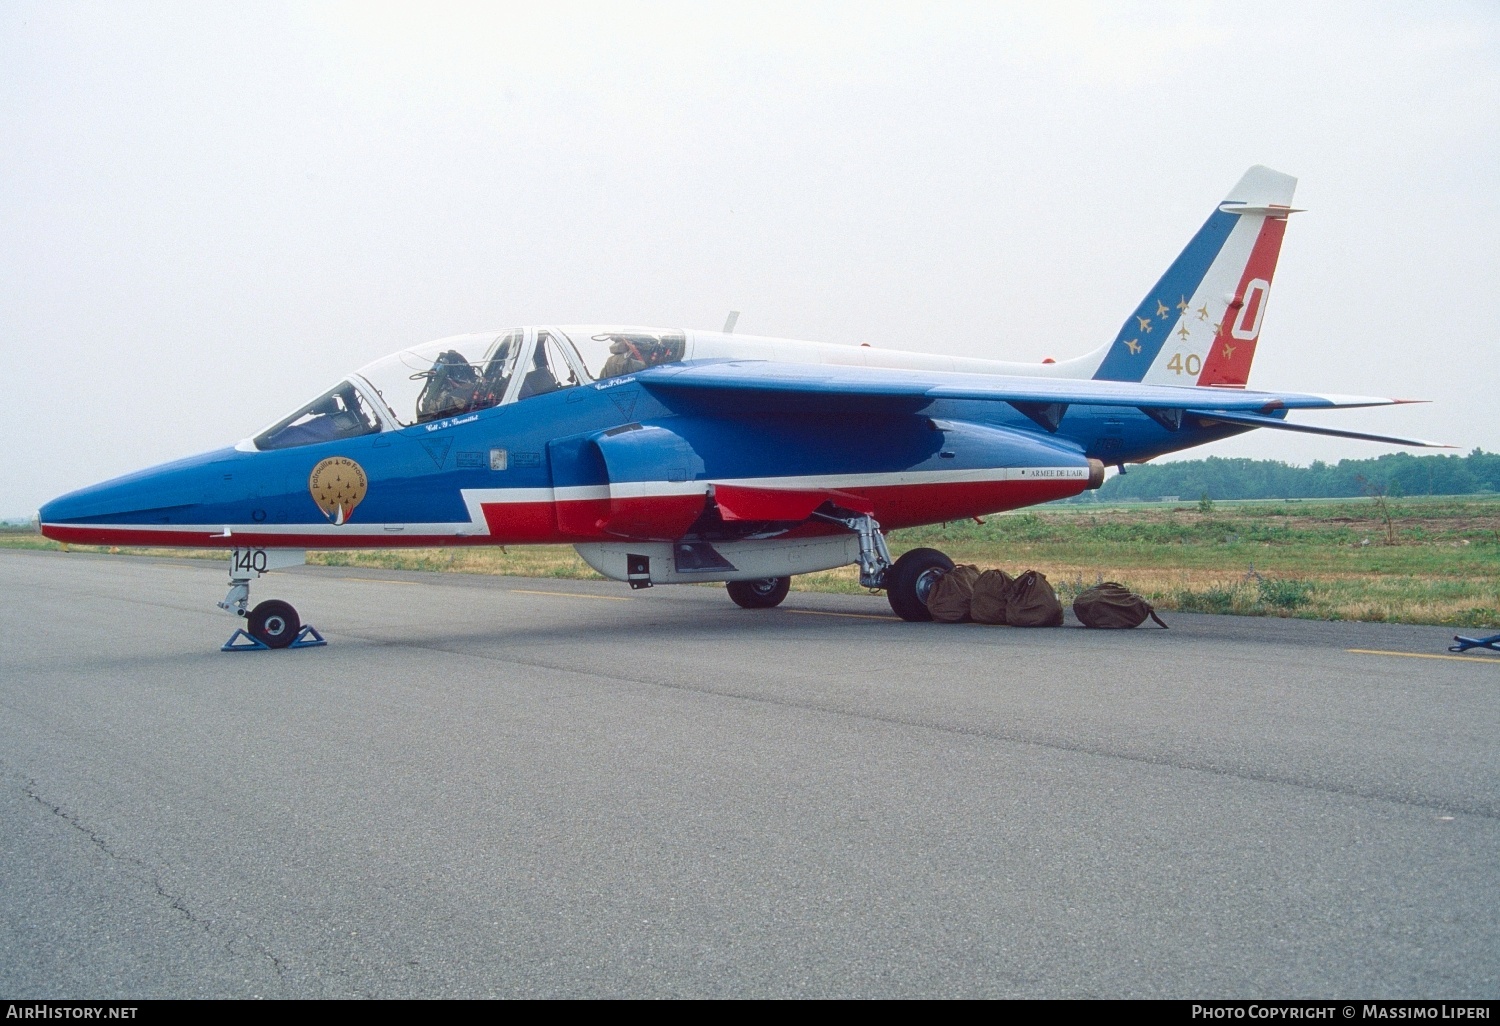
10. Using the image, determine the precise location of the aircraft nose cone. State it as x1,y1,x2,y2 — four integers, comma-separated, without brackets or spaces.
37,446,242,542
37,493,75,525
38,482,124,526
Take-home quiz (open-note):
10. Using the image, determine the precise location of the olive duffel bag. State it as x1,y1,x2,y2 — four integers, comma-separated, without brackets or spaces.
1072,582,1168,628
969,569,1016,625
925,564,982,622
1006,570,1064,627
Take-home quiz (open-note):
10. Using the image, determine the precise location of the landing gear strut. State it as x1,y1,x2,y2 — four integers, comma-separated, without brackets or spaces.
813,510,894,589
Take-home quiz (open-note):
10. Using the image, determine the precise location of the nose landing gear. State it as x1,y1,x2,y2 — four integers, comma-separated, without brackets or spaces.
218,548,325,651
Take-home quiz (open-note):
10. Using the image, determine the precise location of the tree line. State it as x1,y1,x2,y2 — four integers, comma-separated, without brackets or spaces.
1090,449,1500,501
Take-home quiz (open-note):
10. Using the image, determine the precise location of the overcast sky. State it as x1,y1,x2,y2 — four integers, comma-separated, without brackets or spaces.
3,1,1496,516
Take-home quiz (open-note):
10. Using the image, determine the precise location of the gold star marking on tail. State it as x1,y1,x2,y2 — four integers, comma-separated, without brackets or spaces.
1197,304,1210,321
1136,316,1153,333
1155,300,1170,318
1124,338,1141,355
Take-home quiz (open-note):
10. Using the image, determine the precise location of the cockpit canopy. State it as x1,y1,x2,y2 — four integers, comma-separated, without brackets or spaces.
251,326,686,451
253,380,382,451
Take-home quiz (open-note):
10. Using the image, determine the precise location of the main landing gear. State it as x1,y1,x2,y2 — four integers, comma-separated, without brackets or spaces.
726,576,792,609
218,548,325,651
882,548,955,622
706,510,956,622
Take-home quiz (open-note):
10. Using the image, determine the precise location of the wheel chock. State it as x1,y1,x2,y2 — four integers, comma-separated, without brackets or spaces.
1449,632,1500,654
222,628,270,652
289,625,327,649
221,625,327,652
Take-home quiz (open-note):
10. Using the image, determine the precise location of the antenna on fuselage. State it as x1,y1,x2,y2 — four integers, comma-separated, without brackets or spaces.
723,310,740,334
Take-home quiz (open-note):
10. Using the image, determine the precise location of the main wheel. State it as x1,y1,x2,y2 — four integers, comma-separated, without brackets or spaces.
247,599,301,649
726,577,791,609
885,548,954,621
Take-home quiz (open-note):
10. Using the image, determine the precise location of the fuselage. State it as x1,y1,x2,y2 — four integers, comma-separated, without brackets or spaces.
38,325,1244,550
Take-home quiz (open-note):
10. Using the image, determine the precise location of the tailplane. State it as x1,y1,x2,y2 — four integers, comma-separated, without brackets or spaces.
1092,166,1298,388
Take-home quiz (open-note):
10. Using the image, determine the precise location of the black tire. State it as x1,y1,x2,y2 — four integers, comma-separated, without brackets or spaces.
727,577,791,609
885,548,954,621
247,599,300,649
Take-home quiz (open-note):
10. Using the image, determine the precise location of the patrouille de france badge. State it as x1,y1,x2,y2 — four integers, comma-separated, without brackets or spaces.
308,457,368,525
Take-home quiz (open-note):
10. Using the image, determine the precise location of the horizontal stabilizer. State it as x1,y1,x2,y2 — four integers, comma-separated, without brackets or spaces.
1218,204,1305,217
1186,409,1451,448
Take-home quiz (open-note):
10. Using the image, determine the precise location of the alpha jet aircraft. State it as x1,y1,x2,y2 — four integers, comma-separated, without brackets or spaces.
40,166,1442,646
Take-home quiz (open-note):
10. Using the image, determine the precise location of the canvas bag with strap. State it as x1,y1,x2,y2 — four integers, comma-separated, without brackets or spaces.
1005,570,1064,627
925,564,982,623
969,569,1015,625
1072,582,1168,628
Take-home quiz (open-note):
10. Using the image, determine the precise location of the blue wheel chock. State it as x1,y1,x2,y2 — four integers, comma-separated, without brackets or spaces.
221,625,327,652
222,629,269,652
1449,632,1500,654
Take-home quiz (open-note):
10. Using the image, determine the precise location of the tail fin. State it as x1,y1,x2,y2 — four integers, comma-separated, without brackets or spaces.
1092,166,1298,388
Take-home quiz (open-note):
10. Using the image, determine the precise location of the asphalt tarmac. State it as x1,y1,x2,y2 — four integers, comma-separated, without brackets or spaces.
1,548,1496,998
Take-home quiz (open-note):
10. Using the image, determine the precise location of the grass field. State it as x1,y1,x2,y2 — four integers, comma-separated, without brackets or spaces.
5,495,1497,628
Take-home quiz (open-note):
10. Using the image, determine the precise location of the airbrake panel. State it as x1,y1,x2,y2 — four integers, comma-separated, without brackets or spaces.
712,483,873,521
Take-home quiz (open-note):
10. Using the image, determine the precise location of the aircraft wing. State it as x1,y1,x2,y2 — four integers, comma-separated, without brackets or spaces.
635,361,1447,447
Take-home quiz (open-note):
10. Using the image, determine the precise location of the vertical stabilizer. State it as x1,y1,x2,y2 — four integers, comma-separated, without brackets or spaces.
1093,166,1298,387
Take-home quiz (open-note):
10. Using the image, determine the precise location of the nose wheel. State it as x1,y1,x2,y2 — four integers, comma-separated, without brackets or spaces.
222,595,325,652
246,600,301,648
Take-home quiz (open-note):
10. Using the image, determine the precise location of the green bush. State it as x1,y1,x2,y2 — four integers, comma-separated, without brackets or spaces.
1257,576,1313,609
1174,585,1241,614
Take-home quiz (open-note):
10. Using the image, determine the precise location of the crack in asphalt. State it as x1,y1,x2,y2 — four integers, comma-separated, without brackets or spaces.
18,774,291,985
344,629,1500,822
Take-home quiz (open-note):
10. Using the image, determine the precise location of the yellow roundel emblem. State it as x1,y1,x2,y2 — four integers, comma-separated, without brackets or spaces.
308,457,368,525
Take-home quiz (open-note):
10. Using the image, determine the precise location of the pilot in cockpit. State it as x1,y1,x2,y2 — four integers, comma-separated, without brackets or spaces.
413,338,518,422
414,349,480,422
599,338,648,379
